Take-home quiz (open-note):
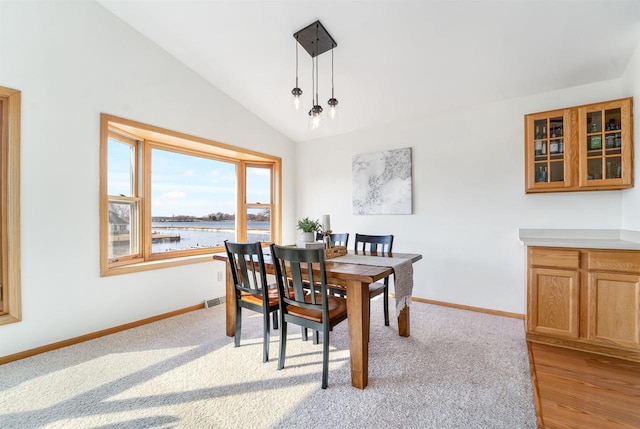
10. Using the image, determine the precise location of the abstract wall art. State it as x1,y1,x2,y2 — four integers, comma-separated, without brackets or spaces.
352,147,412,215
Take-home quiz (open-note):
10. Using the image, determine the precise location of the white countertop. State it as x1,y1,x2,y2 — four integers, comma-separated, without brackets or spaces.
519,229,640,250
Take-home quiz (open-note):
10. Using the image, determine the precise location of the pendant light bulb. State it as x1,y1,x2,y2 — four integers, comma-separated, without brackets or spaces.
309,105,323,130
291,87,302,110
328,97,338,120
327,45,338,121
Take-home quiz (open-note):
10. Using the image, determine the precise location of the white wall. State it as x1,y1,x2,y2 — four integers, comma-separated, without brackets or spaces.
295,75,637,315
622,40,640,230
0,1,295,357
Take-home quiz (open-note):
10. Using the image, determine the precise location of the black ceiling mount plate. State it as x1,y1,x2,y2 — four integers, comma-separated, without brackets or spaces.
293,20,337,58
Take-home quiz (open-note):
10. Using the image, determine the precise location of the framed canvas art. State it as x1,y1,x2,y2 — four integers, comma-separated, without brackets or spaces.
352,147,412,215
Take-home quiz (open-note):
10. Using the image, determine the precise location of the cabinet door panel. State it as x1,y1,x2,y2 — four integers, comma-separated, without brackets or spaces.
525,109,573,193
528,267,579,338
578,98,633,190
588,272,640,349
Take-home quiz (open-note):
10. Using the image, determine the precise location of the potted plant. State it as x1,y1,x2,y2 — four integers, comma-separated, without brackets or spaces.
296,217,322,243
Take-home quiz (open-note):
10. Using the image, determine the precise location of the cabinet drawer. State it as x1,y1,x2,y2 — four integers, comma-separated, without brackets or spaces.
530,248,580,269
588,250,640,274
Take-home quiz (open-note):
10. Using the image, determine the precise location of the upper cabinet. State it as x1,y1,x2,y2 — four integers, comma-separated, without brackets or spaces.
525,108,574,191
525,97,633,193
578,99,633,190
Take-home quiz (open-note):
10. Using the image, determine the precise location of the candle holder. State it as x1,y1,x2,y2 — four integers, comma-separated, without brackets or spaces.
323,230,333,249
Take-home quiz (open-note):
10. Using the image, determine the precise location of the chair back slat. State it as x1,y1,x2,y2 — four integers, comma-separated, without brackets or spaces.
305,261,321,304
275,257,292,300
290,260,306,302
315,232,349,248
354,233,394,253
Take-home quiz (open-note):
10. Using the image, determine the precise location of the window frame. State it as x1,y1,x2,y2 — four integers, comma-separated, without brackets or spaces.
143,141,242,262
0,86,21,325
100,114,282,276
242,162,275,243
106,132,142,266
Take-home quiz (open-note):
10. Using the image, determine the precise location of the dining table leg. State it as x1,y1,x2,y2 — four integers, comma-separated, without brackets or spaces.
398,306,410,337
346,279,370,389
224,260,236,337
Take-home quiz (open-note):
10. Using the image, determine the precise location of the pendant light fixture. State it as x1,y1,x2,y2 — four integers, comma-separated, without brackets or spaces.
291,35,302,110
291,20,338,129
328,46,338,120
310,52,323,130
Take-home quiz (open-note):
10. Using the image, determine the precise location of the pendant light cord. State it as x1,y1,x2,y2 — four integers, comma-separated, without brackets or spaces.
295,36,299,88
331,45,335,98
311,55,315,106
315,22,319,106
315,55,319,105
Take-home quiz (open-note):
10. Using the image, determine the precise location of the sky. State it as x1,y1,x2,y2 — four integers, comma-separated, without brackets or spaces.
107,138,271,218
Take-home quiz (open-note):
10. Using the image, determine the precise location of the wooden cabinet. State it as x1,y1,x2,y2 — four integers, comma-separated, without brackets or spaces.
525,108,574,191
527,246,640,355
526,246,640,428
578,99,634,190
587,271,640,350
527,248,580,339
587,250,640,350
525,97,633,193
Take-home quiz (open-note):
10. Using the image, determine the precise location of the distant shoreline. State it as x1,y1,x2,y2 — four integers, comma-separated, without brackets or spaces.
152,225,268,232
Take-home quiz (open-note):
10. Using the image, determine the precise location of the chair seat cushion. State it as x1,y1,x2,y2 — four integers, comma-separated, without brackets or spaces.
241,291,279,307
286,295,347,323
240,283,288,307
368,281,387,298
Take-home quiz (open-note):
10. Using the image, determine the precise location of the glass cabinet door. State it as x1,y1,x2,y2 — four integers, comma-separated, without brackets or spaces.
578,98,632,189
526,109,572,192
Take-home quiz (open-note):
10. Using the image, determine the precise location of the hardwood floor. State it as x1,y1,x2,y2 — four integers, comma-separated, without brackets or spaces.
529,342,640,428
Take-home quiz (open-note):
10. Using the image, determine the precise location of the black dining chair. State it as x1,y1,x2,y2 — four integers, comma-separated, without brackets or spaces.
224,240,279,363
270,244,348,389
354,233,394,327
315,232,349,248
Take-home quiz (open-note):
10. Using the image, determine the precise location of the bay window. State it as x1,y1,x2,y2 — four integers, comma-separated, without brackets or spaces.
100,114,281,276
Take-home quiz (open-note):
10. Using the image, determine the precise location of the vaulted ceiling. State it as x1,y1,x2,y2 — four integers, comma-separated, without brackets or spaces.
98,1,640,143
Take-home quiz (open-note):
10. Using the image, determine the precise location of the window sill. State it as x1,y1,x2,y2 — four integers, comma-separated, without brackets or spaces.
0,314,21,326
101,253,219,277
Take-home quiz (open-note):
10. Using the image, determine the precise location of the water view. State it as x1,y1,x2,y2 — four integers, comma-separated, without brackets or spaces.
151,221,271,253
109,220,271,258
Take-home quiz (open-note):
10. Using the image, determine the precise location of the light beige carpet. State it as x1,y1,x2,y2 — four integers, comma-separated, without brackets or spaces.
0,299,536,428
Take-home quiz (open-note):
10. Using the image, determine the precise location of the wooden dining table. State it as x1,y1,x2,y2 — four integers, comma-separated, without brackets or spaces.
213,249,422,389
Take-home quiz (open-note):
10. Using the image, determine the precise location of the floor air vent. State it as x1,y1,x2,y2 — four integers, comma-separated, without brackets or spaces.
204,297,225,308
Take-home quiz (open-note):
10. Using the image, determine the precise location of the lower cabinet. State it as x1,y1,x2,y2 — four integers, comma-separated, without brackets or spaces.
586,250,640,351
526,247,640,428
588,271,640,350
528,266,580,339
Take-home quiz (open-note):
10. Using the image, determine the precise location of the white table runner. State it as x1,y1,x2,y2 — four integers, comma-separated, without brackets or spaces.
329,254,414,317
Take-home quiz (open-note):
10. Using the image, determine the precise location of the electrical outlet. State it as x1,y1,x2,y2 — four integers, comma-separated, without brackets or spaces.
217,272,223,281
